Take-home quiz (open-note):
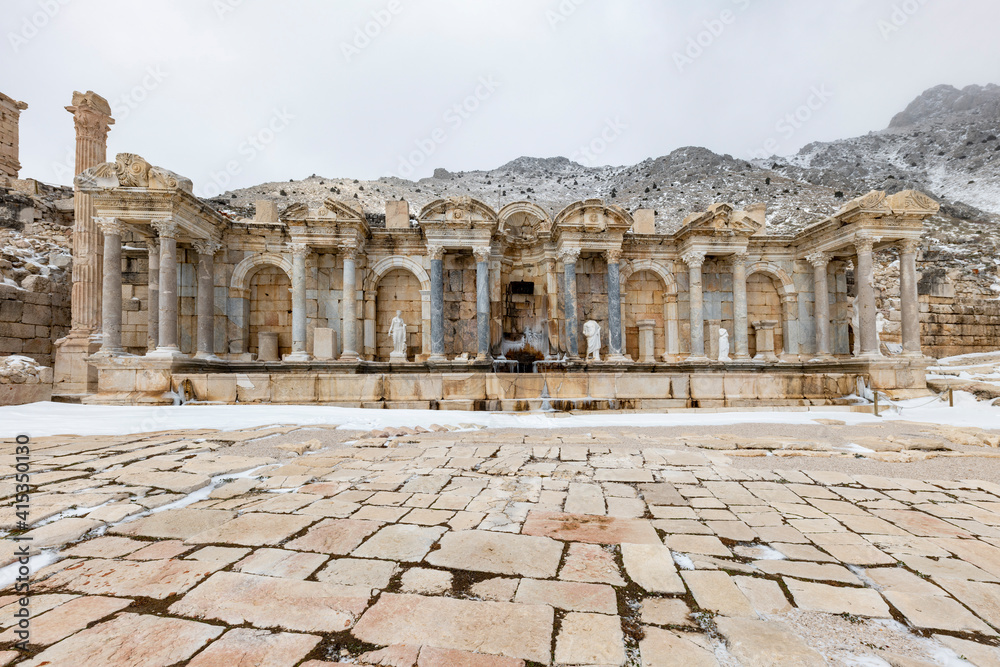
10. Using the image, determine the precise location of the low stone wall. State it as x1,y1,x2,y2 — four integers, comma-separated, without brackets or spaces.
0,280,71,368
85,358,927,408
883,296,1000,358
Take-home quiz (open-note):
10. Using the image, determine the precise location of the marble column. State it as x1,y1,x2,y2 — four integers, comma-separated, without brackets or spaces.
145,237,159,352
807,251,833,360
473,246,491,361
606,249,625,359
428,245,446,362
95,217,125,356
66,92,114,336
559,248,581,358
288,243,311,361
854,233,881,357
151,219,181,356
899,239,922,356
193,240,221,360
341,246,362,361
731,252,749,360
683,250,707,359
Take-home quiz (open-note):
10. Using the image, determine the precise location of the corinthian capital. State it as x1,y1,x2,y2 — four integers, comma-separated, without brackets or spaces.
426,245,445,261
681,250,706,268
151,219,178,239
605,248,623,264
472,246,492,263
898,238,920,255
94,216,127,236
854,233,880,254
288,242,310,258
558,247,581,264
805,251,830,268
731,251,749,267
192,239,222,256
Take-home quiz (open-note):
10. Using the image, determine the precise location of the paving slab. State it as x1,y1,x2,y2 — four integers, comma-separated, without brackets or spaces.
111,508,236,540
554,611,625,666
285,518,383,554
315,557,400,589
715,617,825,667
558,542,626,586
169,571,371,633
640,626,719,667
883,590,994,634
186,628,321,667
514,578,617,614
232,548,328,579
621,543,684,594
0,595,130,646
426,530,563,578
935,578,1000,630
351,524,446,562
681,570,756,617
18,612,222,667
351,593,553,664
186,512,317,546
522,510,660,545
39,557,218,599
785,579,892,617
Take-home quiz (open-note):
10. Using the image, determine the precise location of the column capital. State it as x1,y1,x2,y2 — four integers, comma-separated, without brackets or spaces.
854,233,880,254
805,251,830,268
151,219,179,239
681,250,706,268
426,244,445,261
192,239,222,256
558,247,581,264
288,242,310,258
472,246,492,263
605,248,623,264
94,216,127,236
731,251,749,267
898,238,920,254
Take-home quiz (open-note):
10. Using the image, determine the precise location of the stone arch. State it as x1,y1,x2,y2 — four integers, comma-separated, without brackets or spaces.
619,259,677,293
363,256,431,292
745,262,798,358
228,254,293,355
498,201,553,237
553,199,635,231
418,196,498,224
231,253,293,296
374,269,423,362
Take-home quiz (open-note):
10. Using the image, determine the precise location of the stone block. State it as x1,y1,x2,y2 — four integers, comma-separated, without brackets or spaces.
272,375,317,403
632,209,655,234
313,327,337,360
317,374,384,403
386,200,410,229
235,374,271,402
205,374,238,402
385,374,442,401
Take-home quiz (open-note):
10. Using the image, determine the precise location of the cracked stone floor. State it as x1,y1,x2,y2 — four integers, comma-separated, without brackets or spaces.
3,419,1000,666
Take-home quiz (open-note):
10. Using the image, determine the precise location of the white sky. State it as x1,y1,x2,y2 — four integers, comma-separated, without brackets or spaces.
4,0,999,191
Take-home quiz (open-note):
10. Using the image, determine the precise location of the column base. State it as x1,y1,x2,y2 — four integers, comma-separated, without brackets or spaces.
389,351,408,362
194,353,222,362
428,354,448,363
809,354,837,362
91,348,126,359
339,351,360,362
733,354,751,361
147,346,187,359
687,354,710,363
284,352,313,362
475,353,492,362
605,353,629,364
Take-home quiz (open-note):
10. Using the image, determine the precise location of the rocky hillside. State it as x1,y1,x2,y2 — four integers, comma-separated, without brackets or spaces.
187,84,1000,299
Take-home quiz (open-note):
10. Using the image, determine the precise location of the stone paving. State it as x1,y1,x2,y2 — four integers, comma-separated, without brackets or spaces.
2,422,1000,666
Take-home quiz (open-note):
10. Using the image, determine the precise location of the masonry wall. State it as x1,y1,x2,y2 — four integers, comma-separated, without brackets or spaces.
0,280,70,367
0,93,27,180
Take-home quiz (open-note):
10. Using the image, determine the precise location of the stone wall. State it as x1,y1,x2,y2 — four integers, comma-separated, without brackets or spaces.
623,270,665,360
881,295,1000,358
441,253,477,357
375,268,422,361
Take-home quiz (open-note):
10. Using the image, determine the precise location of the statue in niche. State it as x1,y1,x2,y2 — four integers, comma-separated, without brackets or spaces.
389,310,408,361
582,320,601,362
851,297,860,356
718,327,730,362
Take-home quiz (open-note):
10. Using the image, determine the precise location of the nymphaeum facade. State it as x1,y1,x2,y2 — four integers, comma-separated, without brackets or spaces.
70,154,938,409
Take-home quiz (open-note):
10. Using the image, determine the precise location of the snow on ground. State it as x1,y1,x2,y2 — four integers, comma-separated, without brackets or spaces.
1,391,999,437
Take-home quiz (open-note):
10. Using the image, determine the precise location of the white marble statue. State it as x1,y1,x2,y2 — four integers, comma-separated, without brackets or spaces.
718,327,730,362
875,311,886,355
582,320,601,362
388,310,407,361
851,297,860,356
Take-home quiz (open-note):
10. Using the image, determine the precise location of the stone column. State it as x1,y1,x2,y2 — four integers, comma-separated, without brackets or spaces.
559,248,581,358
151,219,181,356
899,239,922,356
66,92,114,336
637,320,656,363
95,217,125,356
854,233,881,357
288,243,311,361
807,252,833,360
428,245,446,362
731,252,749,360
683,251,707,359
193,240,221,360
145,237,159,352
473,246,491,361
605,249,625,360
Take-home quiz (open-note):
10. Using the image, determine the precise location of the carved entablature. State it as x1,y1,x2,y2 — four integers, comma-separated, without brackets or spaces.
886,190,940,216
75,153,194,193
282,198,369,249
419,196,498,231
553,199,633,237
497,201,553,247
676,203,761,241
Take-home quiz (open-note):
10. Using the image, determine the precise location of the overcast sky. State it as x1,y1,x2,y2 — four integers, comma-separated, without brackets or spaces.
5,0,998,194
